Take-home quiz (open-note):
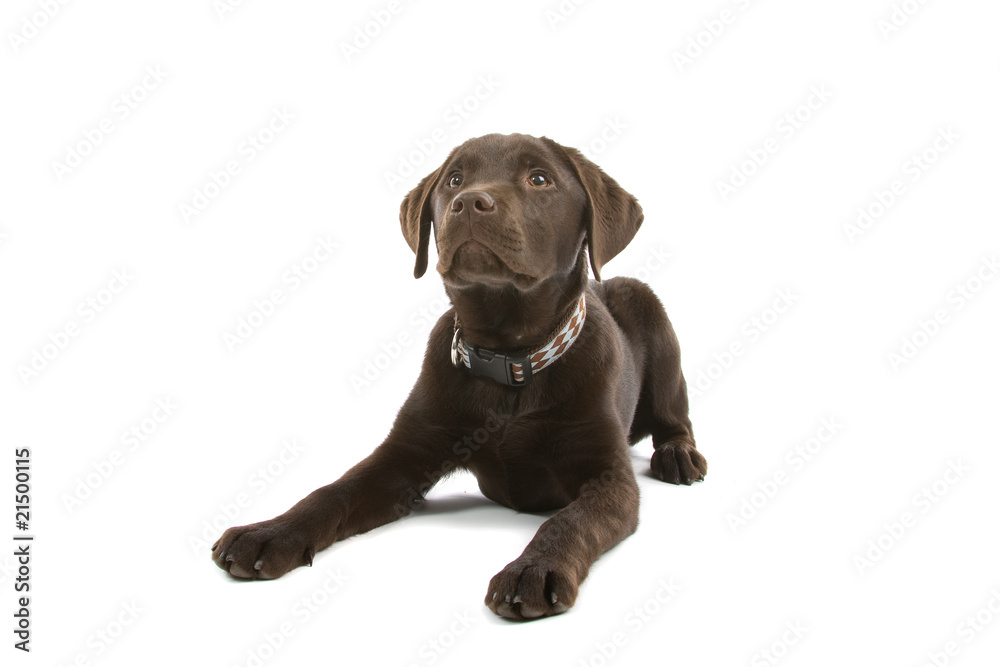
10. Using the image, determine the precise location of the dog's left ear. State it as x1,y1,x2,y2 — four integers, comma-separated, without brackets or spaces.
542,138,644,281
399,165,445,279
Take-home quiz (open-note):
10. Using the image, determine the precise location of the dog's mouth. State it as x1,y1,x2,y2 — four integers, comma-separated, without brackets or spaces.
439,239,537,288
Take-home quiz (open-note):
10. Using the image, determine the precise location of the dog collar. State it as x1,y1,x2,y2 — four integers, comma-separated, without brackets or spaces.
451,293,587,387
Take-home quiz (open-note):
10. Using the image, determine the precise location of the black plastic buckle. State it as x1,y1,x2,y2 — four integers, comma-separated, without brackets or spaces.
468,346,533,387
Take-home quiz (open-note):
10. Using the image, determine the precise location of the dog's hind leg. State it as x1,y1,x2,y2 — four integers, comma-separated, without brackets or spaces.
602,277,707,485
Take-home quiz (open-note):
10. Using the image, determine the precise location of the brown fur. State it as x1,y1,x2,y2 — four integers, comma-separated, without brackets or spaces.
211,133,706,620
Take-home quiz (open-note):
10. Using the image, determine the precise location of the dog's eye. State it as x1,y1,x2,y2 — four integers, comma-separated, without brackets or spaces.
449,175,463,188
528,173,548,187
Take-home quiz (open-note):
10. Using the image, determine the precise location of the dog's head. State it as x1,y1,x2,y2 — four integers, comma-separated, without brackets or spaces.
400,133,643,287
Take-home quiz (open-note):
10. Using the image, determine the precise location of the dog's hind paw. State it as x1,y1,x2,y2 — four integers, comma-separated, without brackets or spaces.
651,440,706,485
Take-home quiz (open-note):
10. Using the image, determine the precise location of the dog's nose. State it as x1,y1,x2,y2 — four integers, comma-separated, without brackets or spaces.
451,191,496,216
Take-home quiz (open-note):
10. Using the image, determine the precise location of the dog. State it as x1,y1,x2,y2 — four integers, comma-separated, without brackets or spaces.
211,133,707,620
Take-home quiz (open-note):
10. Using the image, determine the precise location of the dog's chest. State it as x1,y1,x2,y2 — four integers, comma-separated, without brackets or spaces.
472,455,573,513
461,407,589,513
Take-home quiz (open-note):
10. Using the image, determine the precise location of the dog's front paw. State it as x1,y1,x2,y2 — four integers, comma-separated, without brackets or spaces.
651,440,706,485
485,558,578,620
211,518,316,580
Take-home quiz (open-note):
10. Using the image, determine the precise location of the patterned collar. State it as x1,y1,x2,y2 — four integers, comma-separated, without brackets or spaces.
450,293,587,387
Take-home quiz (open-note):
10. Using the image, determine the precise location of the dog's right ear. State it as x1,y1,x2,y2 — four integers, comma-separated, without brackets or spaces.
399,165,445,279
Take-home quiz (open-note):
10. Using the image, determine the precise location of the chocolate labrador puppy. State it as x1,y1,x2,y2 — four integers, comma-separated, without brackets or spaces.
212,133,706,620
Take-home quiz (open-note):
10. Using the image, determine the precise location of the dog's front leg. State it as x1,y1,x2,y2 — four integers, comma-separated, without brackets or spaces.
212,435,448,580
485,461,640,620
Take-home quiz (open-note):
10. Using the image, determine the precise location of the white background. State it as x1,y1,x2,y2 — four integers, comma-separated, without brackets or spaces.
2,1,999,665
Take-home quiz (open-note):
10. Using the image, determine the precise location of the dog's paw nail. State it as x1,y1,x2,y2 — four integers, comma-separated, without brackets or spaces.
504,595,512,603
512,595,523,604
492,592,498,601
225,554,234,563
211,541,220,551
550,592,558,605
254,559,264,571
